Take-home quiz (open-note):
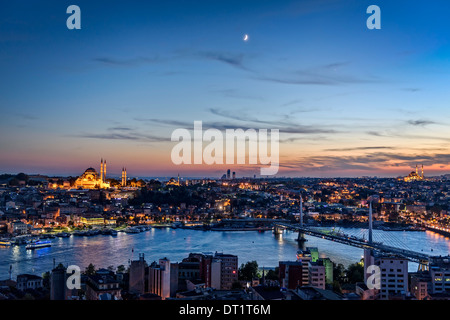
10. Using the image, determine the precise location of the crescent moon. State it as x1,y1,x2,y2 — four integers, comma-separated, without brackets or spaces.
243,34,249,41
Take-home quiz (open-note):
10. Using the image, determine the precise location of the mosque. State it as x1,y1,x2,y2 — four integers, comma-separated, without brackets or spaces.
404,164,424,182
74,159,128,189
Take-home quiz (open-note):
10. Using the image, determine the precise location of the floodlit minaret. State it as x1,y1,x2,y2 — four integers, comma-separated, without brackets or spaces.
121,167,127,187
416,164,418,176
104,160,107,183
422,164,424,179
100,158,104,183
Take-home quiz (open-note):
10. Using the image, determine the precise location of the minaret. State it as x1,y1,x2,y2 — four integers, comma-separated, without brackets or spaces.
121,167,124,187
103,160,107,183
416,164,418,176
422,164,424,179
125,168,127,186
100,158,104,183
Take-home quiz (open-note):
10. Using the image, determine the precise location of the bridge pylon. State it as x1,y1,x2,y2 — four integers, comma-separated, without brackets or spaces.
418,259,429,272
369,200,373,245
297,232,307,243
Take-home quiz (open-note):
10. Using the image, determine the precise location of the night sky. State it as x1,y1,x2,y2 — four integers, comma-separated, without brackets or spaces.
1,0,450,178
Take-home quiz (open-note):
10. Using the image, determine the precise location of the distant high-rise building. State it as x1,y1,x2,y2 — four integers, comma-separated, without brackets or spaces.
227,169,231,179
232,172,236,179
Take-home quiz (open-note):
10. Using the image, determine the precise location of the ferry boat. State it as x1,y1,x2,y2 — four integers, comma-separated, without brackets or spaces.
26,240,52,250
0,240,11,246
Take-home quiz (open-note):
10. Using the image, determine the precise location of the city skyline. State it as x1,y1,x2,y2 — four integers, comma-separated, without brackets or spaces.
1,1,450,177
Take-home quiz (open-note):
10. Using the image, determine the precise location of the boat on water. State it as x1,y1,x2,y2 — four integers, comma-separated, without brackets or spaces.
101,228,118,236
0,240,12,246
56,232,71,238
124,227,141,233
40,234,56,239
26,240,52,250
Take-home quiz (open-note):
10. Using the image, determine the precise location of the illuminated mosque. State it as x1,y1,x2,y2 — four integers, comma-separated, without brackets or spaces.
74,159,111,189
404,164,424,182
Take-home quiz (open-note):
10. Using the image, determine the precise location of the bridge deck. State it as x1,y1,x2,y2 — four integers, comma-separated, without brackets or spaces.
274,222,431,263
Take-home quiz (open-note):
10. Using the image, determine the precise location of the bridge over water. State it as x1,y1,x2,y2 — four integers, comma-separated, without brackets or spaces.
272,197,435,264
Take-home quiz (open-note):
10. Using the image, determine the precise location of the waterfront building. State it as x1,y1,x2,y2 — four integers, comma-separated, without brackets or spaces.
7,220,28,235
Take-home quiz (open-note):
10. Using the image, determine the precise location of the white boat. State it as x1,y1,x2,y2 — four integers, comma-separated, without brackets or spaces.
26,240,52,250
124,227,141,233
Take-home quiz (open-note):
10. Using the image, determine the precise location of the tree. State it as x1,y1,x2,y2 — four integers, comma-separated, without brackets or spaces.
239,261,259,281
16,172,29,182
333,263,346,283
265,267,279,281
346,262,364,283
117,265,126,273
42,271,51,289
85,263,96,275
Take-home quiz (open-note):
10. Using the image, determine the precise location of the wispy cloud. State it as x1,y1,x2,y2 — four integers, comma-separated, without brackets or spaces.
76,130,168,143
93,55,163,67
255,62,381,86
196,51,251,71
324,146,394,152
407,119,437,126
137,116,339,136
278,151,450,173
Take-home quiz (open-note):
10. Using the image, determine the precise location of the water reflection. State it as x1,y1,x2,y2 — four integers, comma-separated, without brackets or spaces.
0,228,449,278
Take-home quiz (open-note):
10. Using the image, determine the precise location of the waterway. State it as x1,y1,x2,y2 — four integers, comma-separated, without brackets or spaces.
0,227,449,279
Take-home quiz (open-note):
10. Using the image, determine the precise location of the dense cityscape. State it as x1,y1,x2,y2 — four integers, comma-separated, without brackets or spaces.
1,162,450,300
2,2,450,315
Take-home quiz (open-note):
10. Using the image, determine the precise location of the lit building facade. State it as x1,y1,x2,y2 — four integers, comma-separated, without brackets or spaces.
74,159,111,189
